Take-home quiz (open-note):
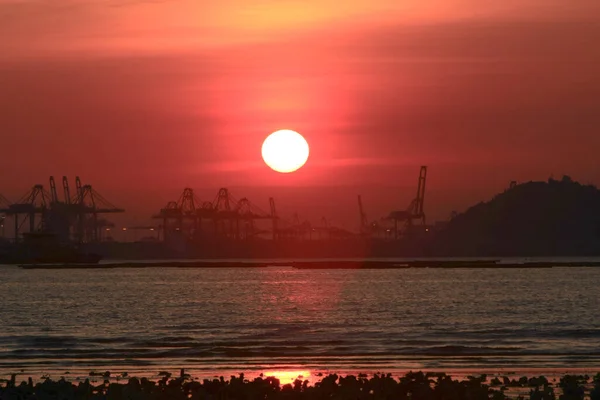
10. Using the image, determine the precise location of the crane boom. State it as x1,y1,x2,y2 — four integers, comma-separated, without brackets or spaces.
62,176,71,204
75,176,83,203
49,176,58,204
358,195,368,234
415,166,427,220
269,197,277,240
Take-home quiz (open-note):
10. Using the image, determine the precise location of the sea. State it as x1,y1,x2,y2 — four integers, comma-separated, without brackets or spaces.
1,258,600,383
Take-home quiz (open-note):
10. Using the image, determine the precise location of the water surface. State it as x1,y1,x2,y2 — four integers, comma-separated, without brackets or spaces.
1,263,599,379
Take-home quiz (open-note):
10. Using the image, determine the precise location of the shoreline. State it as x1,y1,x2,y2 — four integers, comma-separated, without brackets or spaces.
12,259,600,269
2,369,599,400
3,366,600,384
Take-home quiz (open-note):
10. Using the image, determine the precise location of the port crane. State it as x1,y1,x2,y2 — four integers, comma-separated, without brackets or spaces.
155,166,430,244
269,197,278,240
234,196,272,239
0,177,123,243
356,195,389,238
0,194,13,238
0,194,10,209
2,184,52,242
210,188,272,239
387,166,428,239
153,187,207,241
274,212,313,240
154,187,275,242
358,195,369,235
71,177,125,242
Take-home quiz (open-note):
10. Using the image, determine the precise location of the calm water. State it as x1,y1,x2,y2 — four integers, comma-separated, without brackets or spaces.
1,263,600,380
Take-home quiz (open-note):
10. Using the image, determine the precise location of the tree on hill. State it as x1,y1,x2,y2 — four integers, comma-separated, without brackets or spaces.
429,177,600,256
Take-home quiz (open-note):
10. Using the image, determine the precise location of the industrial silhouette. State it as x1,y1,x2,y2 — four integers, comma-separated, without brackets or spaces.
2,169,600,260
0,167,430,245
0,176,123,244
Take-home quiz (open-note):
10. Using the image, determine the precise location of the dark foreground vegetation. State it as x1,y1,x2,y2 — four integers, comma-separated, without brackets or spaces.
2,371,600,400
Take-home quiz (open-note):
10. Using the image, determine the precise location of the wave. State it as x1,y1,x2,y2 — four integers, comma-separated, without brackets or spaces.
3,266,600,374
3,342,600,362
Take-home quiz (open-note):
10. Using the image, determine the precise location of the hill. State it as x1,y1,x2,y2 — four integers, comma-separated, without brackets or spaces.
429,176,600,257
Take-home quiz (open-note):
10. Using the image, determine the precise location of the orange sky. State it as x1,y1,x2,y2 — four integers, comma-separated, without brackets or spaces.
1,0,599,229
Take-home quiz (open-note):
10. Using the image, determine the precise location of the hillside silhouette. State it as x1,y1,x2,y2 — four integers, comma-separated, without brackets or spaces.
430,176,600,257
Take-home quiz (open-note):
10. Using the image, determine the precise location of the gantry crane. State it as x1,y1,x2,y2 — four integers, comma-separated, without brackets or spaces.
0,194,12,238
153,187,206,241
275,212,312,240
358,195,369,235
269,197,278,240
210,188,272,239
357,195,387,238
155,187,275,242
45,176,74,242
0,176,123,243
211,188,238,239
2,184,52,242
4,176,123,243
387,166,428,239
235,197,272,239
71,177,125,242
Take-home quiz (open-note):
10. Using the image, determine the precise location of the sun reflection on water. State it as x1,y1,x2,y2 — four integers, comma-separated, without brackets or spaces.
261,370,312,383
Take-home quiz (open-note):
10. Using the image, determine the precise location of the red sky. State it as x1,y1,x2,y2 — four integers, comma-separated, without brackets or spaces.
1,0,599,230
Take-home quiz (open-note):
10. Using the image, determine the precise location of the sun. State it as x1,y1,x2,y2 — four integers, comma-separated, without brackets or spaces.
262,129,309,173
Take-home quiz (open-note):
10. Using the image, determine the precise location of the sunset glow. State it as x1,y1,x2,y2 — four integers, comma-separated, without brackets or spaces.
0,0,599,225
2,0,600,394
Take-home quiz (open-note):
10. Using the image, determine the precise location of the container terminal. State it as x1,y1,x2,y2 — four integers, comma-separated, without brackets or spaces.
0,167,435,262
